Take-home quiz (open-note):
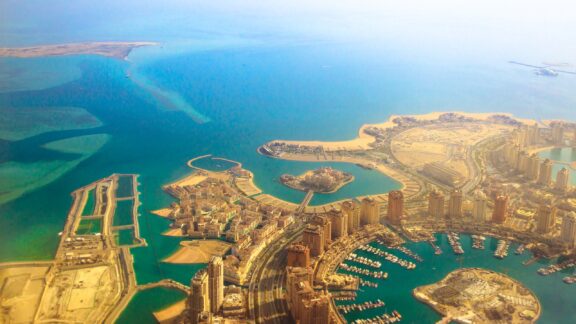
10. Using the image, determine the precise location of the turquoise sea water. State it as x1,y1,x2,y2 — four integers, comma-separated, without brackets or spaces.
1,4,576,320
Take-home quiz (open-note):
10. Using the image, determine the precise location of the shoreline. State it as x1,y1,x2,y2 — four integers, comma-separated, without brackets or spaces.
413,267,541,323
0,41,158,60
267,111,536,151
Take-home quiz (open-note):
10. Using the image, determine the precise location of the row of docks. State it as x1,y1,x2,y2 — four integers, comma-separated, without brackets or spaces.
515,244,526,255
392,246,423,262
337,299,385,314
359,244,416,270
339,263,388,280
447,232,464,255
538,259,576,276
352,310,402,324
494,240,510,259
346,253,382,269
332,291,357,301
471,235,486,250
428,240,443,255
359,278,379,288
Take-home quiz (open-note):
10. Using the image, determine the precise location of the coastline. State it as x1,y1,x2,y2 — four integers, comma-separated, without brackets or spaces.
269,111,536,151
0,41,158,59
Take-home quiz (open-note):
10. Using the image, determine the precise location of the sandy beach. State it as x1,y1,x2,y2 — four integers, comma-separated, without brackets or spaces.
153,300,185,324
151,208,173,218
269,111,537,151
0,42,157,59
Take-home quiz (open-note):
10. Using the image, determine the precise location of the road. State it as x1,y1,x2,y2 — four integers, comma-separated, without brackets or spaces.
248,224,305,323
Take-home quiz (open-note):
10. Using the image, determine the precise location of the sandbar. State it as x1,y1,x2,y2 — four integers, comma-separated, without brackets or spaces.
0,42,157,60
153,300,186,324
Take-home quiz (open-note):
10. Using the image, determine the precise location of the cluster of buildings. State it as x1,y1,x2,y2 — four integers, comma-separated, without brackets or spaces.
186,256,247,323
301,197,382,257
164,175,295,285
280,167,353,193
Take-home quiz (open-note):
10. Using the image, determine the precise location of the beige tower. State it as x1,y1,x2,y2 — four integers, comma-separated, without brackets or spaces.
536,204,557,234
207,256,224,314
448,189,463,218
516,151,530,173
555,167,570,193
428,189,445,218
472,190,487,222
537,159,553,186
552,123,564,146
360,197,380,225
287,243,311,268
491,195,509,224
560,212,576,247
303,224,324,257
189,270,210,324
527,154,540,181
387,190,404,225
327,209,348,239
342,200,361,234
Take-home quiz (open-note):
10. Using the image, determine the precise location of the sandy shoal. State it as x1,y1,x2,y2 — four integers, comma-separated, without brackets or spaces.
153,300,186,324
152,208,172,218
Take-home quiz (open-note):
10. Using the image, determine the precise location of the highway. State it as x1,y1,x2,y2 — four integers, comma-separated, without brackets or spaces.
248,224,305,323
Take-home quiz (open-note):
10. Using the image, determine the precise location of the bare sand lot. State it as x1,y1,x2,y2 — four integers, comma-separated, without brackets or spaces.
0,265,50,324
163,240,232,264
0,42,157,59
391,122,513,177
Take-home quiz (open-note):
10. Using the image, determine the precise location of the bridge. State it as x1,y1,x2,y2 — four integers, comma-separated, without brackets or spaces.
138,279,190,295
296,190,314,214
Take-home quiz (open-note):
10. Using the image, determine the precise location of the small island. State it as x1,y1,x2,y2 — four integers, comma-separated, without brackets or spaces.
0,41,157,60
280,167,354,193
413,268,540,323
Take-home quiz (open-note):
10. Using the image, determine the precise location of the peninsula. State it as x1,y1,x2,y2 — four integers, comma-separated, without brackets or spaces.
0,41,157,59
414,268,541,323
280,167,354,193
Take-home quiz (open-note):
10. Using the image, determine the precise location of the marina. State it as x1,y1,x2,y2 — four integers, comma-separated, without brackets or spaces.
538,259,576,276
338,263,388,280
494,240,510,259
337,299,385,314
351,311,402,324
346,253,382,269
471,235,486,250
359,244,416,270
447,232,464,255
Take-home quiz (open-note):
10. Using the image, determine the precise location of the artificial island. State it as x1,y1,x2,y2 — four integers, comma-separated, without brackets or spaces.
2,112,576,324
414,268,540,323
280,167,354,193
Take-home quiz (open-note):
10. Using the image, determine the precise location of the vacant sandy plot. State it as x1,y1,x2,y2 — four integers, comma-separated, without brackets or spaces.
163,240,232,264
392,123,511,175
0,265,50,323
